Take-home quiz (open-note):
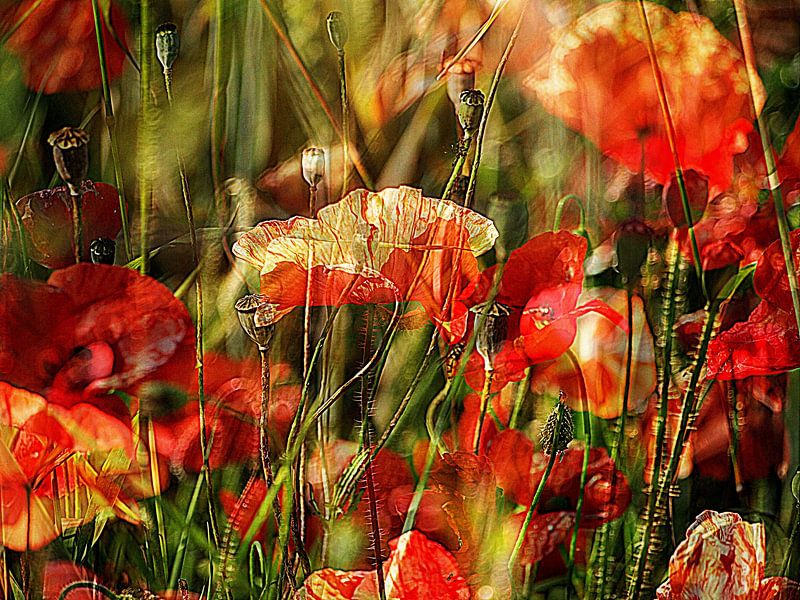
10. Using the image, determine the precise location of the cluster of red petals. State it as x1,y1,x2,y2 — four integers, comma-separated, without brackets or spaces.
456,231,623,392
3,0,129,94
525,1,760,196
233,187,497,328
657,511,800,599
707,230,800,380
303,530,471,599
153,356,300,473
16,181,124,269
0,264,194,416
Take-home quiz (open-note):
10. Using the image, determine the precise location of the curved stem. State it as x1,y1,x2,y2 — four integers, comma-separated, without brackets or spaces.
553,194,586,232
337,50,350,197
58,582,119,600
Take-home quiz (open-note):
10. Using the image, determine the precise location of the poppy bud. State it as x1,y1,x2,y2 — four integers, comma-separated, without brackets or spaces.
702,240,743,300
301,147,325,188
236,294,277,351
326,12,347,53
486,195,528,262
90,237,115,265
613,219,652,285
540,397,573,456
457,89,484,136
155,23,180,71
48,127,89,195
787,203,800,231
470,301,511,371
662,169,708,229
446,61,476,116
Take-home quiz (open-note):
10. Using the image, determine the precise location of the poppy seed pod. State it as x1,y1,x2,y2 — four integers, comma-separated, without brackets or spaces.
89,237,116,265
301,147,325,188
326,12,347,53
155,23,179,71
48,127,89,195
458,89,484,136
540,399,574,456
613,219,652,285
470,301,511,371
235,294,277,350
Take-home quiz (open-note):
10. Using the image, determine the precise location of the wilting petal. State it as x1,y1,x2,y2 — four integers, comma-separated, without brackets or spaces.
525,1,759,194
4,0,129,94
233,187,497,322
16,182,124,269
659,511,766,600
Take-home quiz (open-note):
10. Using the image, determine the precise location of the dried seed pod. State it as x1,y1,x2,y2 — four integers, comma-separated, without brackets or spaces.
326,11,348,53
457,89,485,136
48,127,89,194
301,147,325,188
155,23,179,71
540,398,573,456
470,301,511,371
235,294,277,350
89,237,115,265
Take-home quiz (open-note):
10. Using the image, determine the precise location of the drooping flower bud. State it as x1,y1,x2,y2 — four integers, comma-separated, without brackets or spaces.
613,219,652,286
326,11,348,53
470,301,511,371
235,294,278,351
486,195,528,262
701,240,743,300
540,397,573,456
48,127,89,195
155,23,180,71
90,237,116,265
301,147,325,188
457,89,484,136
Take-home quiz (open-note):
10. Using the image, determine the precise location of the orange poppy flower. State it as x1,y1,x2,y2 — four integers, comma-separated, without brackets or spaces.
3,0,129,94
531,287,656,419
302,530,471,600
525,1,762,196
657,510,800,599
233,186,497,329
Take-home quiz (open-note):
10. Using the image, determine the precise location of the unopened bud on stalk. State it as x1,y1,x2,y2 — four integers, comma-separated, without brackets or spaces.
301,147,325,188
235,294,278,351
48,127,89,195
446,62,476,115
470,301,511,371
613,219,652,286
457,89,484,136
90,238,115,265
155,23,180,72
326,11,348,53
540,396,574,456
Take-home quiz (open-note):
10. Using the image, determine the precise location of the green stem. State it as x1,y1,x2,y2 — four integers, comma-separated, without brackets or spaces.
90,0,131,260
138,0,153,274
553,194,586,232
69,191,83,263
58,582,119,600
337,50,350,197
472,369,494,453
508,402,567,581
442,144,470,201
464,0,528,209
509,368,532,430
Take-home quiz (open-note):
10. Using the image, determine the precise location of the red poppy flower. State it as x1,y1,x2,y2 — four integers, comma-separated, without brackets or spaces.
152,356,301,472
3,0,129,94
657,510,800,599
486,429,630,527
525,1,761,195
0,264,194,427
456,232,622,391
233,187,497,329
302,530,471,600
707,230,800,380
531,287,656,418
16,181,124,269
